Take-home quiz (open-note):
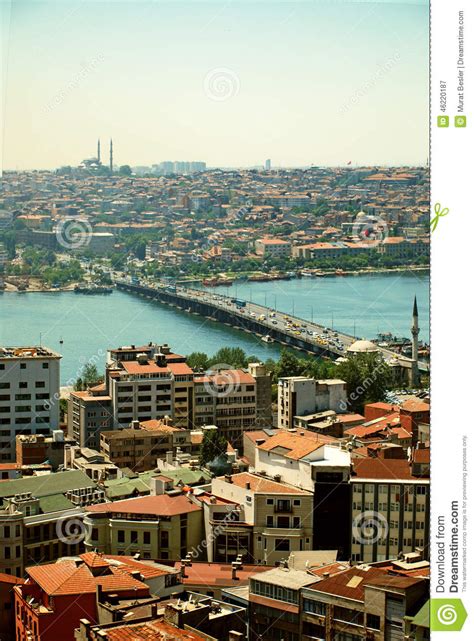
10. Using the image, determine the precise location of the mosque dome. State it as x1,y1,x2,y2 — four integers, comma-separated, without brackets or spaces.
347,339,379,354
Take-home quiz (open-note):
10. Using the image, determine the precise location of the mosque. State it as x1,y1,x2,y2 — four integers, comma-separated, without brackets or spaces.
79,139,113,173
344,297,421,386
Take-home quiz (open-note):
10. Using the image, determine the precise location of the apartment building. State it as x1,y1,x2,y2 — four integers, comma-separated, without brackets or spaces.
300,563,429,641
106,344,194,429
254,431,352,557
278,377,347,429
249,566,317,641
99,418,197,473
194,369,258,447
0,347,61,461
248,362,272,428
210,472,313,565
255,237,291,257
84,478,203,561
0,470,104,576
16,431,74,470
68,385,112,449
350,458,430,563
14,554,154,641
63,445,119,482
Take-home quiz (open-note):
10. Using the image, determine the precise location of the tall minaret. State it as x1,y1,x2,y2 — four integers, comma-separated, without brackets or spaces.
109,139,113,173
97,138,101,163
411,296,419,385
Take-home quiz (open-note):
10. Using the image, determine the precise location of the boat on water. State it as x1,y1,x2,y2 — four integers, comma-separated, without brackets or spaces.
74,284,113,294
202,278,234,287
261,335,275,343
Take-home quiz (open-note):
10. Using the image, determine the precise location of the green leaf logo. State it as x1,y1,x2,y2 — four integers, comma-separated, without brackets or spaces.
430,203,449,233
431,599,468,631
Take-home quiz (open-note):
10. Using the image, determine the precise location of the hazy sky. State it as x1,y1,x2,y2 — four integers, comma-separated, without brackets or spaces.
1,0,429,170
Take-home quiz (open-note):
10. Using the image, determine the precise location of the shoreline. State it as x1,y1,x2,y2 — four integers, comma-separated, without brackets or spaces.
0,266,429,293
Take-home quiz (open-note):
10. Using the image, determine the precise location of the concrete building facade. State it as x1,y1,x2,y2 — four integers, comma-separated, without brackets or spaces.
0,347,61,461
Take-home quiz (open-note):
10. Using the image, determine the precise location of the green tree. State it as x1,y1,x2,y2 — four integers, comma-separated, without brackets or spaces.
74,363,103,391
199,429,229,466
187,352,210,371
336,352,393,413
274,349,306,378
209,347,247,368
119,165,132,176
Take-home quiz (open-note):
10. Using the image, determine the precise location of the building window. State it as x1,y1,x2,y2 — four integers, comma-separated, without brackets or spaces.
130,531,138,544
275,539,290,551
266,498,274,505
266,515,274,527
303,599,326,615
160,530,169,548
144,532,151,545
367,614,381,630
118,530,125,543
42,363,49,369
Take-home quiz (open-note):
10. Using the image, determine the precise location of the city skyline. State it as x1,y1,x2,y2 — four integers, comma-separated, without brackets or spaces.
2,0,429,170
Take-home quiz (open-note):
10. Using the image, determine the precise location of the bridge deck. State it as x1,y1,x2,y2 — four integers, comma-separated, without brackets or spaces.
115,280,428,373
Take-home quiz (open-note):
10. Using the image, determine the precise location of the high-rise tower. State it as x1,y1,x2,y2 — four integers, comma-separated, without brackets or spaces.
97,139,101,163
411,296,419,385
109,139,113,173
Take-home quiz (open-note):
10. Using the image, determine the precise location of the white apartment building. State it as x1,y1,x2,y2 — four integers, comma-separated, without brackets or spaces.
0,346,61,461
278,377,347,429
210,472,313,565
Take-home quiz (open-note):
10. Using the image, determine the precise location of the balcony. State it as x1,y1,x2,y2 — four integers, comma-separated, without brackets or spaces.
261,526,304,537
274,503,293,513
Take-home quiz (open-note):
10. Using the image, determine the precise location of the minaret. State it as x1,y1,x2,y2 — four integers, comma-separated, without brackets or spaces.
411,296,419,385
97,138,101,163
109,139,113,173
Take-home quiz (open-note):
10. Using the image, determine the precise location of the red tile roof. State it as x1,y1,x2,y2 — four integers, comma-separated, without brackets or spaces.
257,432,333,460
352,458,427,481
194,369,255,385
86,494,202,517
0,571,25,585
413,448,430,464
308,566,389,601
172,561,269,586
221,472,310,495
401,399,430,413
26,561,149,596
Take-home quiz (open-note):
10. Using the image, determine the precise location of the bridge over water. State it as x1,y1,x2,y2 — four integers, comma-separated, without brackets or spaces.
115,280,428,374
